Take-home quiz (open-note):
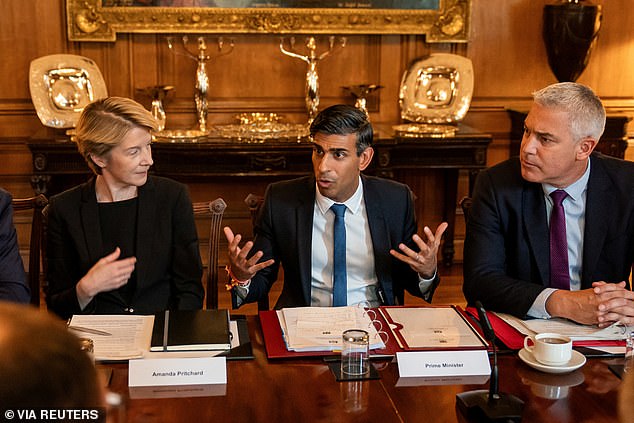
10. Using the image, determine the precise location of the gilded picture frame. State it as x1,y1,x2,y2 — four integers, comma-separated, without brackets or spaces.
66,0,471,42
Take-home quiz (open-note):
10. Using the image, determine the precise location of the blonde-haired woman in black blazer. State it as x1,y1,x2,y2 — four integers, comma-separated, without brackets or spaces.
46,97,203,319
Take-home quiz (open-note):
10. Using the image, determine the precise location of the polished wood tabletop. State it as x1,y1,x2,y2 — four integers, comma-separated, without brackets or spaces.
103,316,622,423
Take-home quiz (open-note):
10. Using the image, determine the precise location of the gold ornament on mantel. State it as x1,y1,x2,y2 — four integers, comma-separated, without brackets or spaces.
342,84,383,120
396,53,474,138
167,36,234,134
280,36,346,125
136,85,173,132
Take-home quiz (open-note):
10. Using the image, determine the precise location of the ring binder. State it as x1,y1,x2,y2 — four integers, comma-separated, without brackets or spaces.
357,303,390,346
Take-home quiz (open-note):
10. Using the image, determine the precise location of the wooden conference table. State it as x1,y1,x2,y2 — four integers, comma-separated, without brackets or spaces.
103,316,622,423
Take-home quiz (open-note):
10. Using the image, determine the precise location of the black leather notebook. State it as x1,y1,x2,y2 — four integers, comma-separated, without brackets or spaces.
150,309,231,351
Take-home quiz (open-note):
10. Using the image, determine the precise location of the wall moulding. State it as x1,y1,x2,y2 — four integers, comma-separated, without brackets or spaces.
66,0,471,42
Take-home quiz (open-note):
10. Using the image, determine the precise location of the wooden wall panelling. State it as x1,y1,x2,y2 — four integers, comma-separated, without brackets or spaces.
578,1,634,96
468,0,552,97
0,102,39,138
132,35,161,93
375,35,402,124
0,141,35,198
78,34,130,98
0,0,65,100
0,0,67,138
334,35,383,115
462,107,514,166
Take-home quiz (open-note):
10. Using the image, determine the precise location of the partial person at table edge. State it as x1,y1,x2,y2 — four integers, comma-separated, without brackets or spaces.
224,104,448,309
46,97,204,319
0,188,29,303
463,82,634,326
0,302,104,409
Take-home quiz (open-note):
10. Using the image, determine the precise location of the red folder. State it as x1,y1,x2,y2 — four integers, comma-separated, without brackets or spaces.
377,305,488,351
259,310,334,359
464,307,625,350
259,305,486,359
259,310,401,359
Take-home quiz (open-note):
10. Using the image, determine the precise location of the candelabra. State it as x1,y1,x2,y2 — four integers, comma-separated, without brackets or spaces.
280,36,346,124
167,36,234,133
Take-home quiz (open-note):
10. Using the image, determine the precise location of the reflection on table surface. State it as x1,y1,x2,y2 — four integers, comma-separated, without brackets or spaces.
102,315,621,423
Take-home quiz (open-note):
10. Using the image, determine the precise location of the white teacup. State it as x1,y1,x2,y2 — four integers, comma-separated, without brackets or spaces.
524,333,572,366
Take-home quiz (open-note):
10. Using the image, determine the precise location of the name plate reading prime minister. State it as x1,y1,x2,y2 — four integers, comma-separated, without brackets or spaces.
128,357,227,387
396,350,490,378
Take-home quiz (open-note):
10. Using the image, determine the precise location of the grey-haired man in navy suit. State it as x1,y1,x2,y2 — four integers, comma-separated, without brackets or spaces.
464,82,634,327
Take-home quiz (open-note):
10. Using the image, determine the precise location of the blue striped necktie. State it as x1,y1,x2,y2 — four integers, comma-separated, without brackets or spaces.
331,203,347,306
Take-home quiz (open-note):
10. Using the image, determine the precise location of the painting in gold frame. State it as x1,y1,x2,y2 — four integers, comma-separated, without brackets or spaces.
66,0,471,42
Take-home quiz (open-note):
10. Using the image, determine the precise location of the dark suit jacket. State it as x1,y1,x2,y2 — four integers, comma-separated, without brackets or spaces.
0,189,29,303
235,174,440,309
463,153,634,318
46,176,204,319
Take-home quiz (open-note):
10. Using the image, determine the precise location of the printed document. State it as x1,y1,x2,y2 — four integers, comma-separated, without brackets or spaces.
495,313,630,340
380,307,487,350
277,306,385,352
68,315,154,361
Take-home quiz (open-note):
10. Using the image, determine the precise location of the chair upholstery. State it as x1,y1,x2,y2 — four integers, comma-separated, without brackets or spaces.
244,193,269,311
12,194,48,306
192,198,227,310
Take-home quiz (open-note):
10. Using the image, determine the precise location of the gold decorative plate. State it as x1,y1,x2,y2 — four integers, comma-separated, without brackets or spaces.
399,53,473,124
29,54,107,128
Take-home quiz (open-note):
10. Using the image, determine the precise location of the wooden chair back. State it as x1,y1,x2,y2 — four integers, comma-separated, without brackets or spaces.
193,198,227,310
12,194,48,306
460,196,473,224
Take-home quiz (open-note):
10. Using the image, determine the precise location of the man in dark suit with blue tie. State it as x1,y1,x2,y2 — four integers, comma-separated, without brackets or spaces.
464,82,634,326
224,104,448,309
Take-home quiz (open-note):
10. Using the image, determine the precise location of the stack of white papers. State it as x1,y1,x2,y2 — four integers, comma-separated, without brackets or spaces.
496,313,630,341
380,307,487,350
68,315,241,361
68,315,154,361
277,306,385,352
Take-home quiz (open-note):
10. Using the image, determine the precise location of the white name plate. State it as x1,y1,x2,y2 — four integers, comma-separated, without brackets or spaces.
129,356,227,387
396,350,491,378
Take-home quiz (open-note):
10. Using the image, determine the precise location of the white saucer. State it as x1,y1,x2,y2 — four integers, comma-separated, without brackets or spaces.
518,348,586,374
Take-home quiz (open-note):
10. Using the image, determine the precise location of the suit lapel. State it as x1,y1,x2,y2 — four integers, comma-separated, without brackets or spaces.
362,177,390,282
134,177,158,292
581,159,609,287
523,182,550,286
79,180,104,264
296,178,315,305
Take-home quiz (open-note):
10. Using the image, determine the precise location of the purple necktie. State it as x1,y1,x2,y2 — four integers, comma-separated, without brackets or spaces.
549,190,570,290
